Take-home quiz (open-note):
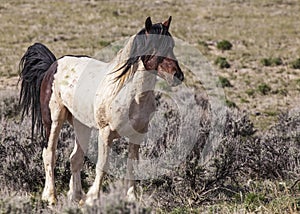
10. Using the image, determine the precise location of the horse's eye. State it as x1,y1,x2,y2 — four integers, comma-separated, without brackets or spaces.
157,56,164,63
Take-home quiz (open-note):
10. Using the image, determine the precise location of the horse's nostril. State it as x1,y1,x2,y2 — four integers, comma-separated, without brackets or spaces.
180,72,184,81
174,71,184,81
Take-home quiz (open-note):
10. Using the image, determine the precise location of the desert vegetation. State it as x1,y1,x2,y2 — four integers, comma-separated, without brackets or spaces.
216,40,233,51
1,90,300,213
1,0,300,213
215,57,231,69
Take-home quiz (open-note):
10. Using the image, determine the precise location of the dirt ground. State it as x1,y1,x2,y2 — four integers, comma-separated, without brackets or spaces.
1,0,300,128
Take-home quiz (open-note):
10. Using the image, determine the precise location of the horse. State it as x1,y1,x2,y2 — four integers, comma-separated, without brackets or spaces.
18,16,184,205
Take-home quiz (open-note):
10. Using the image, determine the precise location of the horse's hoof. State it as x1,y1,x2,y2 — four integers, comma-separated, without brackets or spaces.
67,190,86,203
79,199,85,207
85,197,97,207
126,186,138,202
42,195,57,205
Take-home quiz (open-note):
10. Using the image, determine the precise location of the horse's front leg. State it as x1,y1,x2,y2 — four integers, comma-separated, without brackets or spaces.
126,137,142,201
42,104,67,205
68,139,85,202
84,126,117,206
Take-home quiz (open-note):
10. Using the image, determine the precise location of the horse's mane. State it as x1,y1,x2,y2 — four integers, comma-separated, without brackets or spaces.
113,22,173,90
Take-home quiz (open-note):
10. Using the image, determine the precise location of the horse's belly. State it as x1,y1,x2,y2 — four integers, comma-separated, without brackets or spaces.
54,56,108,128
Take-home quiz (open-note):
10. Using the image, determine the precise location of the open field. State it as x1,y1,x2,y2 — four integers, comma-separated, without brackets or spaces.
1,0,300,213
1,0,300,128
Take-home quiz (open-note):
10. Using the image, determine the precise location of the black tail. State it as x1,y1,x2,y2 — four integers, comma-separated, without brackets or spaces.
19,43,56,139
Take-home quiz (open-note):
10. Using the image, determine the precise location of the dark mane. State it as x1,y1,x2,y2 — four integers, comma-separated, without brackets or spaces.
115,23,173,80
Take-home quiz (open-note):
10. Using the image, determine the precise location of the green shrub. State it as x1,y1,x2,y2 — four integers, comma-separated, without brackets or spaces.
261,58,272,66
170,207,190,214
245,89,255,97
291,58,300,69
225,99,237,108
261,57,283,66
245,193,266,212
264,110,277,117
99,40,110,47
257,83,271,95
197,40,208,47
240,98,249,103
272,57,283,66
215,57,230,69
219,76,233,88
217,40,233,51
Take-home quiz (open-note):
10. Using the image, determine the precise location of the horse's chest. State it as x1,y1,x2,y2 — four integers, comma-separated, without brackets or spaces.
108,91,156,135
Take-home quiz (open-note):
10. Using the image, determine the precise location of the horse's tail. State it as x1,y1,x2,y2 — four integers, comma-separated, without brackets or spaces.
19,43,56,139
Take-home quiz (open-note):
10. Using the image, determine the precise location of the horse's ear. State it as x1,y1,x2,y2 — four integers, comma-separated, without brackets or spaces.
162,16,172,30
145,17,152,33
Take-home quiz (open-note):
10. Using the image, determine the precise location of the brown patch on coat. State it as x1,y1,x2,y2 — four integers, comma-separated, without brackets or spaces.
40,61,58,140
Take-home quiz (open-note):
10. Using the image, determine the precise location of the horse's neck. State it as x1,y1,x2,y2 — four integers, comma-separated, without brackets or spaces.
107,35,157,101
101,37,157,131
132,61,156,94
113,61,156,102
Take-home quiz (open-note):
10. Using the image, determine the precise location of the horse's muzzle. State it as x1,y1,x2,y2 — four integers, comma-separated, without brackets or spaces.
172,70,184,86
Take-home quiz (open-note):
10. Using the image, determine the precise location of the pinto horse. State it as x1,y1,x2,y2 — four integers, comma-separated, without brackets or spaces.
19,16,184,205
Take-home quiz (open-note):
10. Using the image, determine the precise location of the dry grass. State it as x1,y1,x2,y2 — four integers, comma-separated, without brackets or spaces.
1,0,300,128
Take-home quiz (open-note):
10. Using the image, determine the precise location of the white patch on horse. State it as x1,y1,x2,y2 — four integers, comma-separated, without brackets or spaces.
54,56,108,128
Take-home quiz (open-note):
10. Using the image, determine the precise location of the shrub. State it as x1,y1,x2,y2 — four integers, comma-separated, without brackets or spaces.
1,93,300,212
225,99,237,108
144,106,300,209
261,57,283,66
257,83,271,95
217,40,233,51
261,58,272,66
240,98,249,103
99,40,110,47
0,95,20,119
272,57,283,66
291,58,300,69
244,193,266,212
215,57,230,69
218,76,233,88
245,89,255,97
197,40,208,47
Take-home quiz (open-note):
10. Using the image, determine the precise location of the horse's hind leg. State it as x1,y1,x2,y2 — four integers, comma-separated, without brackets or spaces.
42,99,67,205
68,119,91,202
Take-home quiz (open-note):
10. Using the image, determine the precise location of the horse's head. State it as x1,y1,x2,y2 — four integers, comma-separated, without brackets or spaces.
140,16,184,86
117,17,184,87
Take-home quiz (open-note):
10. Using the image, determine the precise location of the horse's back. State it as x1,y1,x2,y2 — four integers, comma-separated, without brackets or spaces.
53,56,108,127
